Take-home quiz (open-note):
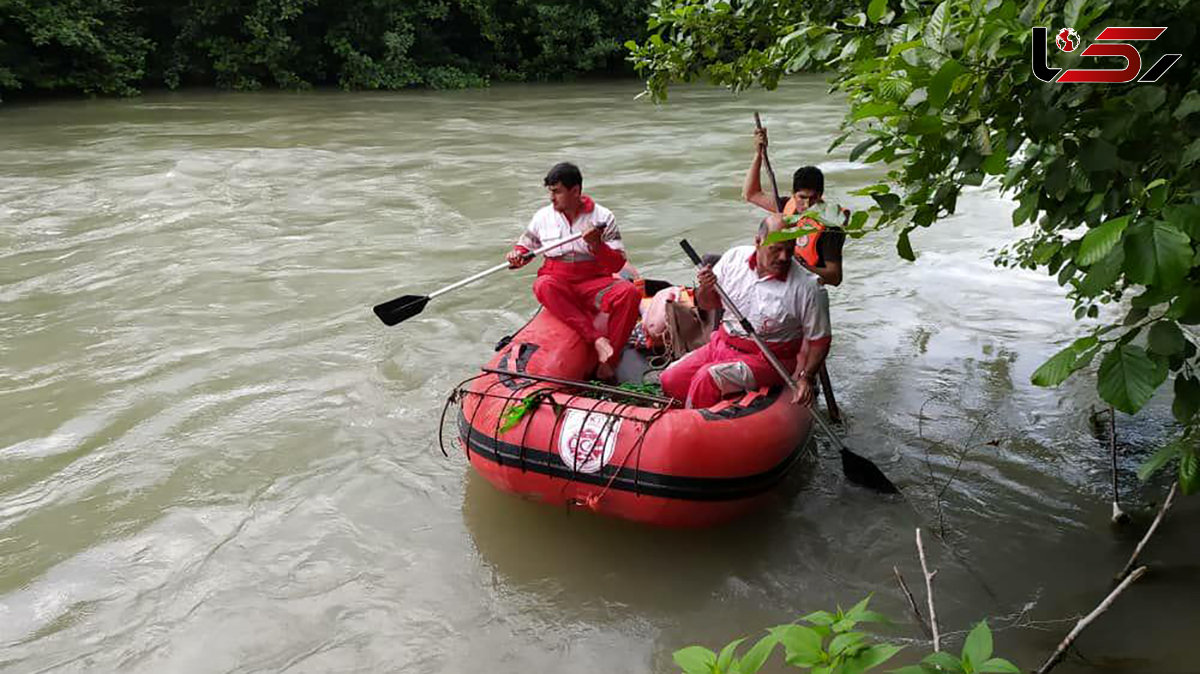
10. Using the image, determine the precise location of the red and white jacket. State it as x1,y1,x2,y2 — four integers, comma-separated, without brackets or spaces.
514,196,625,279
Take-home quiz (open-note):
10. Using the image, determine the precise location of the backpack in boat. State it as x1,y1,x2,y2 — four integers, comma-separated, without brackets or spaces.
662,290,716,359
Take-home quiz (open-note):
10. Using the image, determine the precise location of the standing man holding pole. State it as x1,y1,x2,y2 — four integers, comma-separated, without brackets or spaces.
740,114,844,420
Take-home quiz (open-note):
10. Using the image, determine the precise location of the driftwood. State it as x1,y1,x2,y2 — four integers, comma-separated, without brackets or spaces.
893,565,933,640
1118,482,1178,581
1034,567,1148,674
916,528,941,652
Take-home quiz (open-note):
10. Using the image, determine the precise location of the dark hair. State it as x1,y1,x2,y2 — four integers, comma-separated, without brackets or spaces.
544,162,583,189
792,166,824,194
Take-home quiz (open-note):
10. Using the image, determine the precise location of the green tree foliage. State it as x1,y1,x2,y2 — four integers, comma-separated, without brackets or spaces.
630,0,1200,493
673,597,1019,674
0,0,153,96
0,0,648,98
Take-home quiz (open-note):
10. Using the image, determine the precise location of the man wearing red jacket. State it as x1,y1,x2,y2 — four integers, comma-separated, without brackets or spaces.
506,163,641,378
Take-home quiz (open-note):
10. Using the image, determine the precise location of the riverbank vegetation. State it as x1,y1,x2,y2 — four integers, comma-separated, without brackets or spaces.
0,0,648,100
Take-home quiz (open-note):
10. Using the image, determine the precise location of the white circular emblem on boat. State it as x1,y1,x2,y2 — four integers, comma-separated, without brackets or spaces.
558,409,621,473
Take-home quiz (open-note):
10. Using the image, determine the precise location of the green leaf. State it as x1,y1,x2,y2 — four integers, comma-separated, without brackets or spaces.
1031,336,1097,386
1137,440,1182,481
1123,220,1193,288
925,2,949,51
717,638,746,672
1098,344,1167,414
773,625,823,667
868,0,889,22
977,658,1021,674
851,137,883,162
962,622,994,669
1079,139,1118,171
1076,216,1130,266
1174,375,1200,423
735,634,778,674
1181,446,1198,496
853,102,899,121
803,611,837,626
830,632,867,657
897,228,916,261
854,611,891,624
1168,288,1200,325
922,650,966,674
909,116,944,135
982,145,1008,175
842,644,903,674
765,220,823,245
1183,139,1200,167
673,646,717,674
1163,204,1200,241
890,668,932,674
928,60,964,109
1012,192,1038,226
1148,321,1185,356
874,193,902,213
1078,243,1124,297
1174,91,1200,120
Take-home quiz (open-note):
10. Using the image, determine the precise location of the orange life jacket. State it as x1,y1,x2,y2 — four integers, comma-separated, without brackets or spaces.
782,196,825,268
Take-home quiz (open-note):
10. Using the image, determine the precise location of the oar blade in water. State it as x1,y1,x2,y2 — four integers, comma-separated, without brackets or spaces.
840,448,900,494
373,294,430,326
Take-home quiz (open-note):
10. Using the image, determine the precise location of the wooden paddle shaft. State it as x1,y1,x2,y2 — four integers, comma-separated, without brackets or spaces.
754,112,783,209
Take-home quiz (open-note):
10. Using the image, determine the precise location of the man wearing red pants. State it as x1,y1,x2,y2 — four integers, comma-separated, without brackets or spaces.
661,214,831,408
506,162,641,378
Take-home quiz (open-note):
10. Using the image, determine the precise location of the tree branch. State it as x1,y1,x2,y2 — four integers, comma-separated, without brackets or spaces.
894,565,933,640
1108,406,1129,525
1118,482,1178,581
1035,566,1147,674
916,528,940,652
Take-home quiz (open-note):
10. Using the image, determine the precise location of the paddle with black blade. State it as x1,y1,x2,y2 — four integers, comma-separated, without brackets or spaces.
373,227,597,326
679,239,899,494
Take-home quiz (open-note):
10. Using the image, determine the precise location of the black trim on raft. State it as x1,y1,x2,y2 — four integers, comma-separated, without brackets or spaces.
458,412,803,502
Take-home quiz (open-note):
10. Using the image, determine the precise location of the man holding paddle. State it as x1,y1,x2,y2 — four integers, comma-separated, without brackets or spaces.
742,126,846,287
506,162,641,379
661,214,831,408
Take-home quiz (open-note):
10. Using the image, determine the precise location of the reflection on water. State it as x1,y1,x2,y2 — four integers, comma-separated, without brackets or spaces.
0,80,1196,673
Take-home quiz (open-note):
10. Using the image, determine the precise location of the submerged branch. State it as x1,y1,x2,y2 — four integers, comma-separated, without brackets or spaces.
1035,567,1148,674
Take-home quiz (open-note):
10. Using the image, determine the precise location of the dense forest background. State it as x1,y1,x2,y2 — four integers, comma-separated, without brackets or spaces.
0,0,649,100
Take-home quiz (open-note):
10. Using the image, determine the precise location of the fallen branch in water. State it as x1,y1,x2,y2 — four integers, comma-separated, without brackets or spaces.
1035,566,1147,674
894,565,933,640
1106,407,1129,525
916,528,941,652
1118,481,1178,581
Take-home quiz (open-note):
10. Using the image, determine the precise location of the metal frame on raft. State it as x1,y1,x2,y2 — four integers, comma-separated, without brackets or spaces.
437,368,677,503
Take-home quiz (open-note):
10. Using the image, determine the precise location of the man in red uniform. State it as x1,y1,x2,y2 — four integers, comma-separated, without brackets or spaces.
506,163,641,378
660,214,832,409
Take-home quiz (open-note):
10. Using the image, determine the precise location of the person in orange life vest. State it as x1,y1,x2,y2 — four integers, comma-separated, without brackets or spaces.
505,162,641,378
742,126,846,287
660,214,832,409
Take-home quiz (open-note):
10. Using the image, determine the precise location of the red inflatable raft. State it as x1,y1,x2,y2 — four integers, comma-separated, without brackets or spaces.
451,311,814,527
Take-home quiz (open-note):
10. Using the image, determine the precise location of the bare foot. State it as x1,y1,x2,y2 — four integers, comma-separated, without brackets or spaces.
594,337,614,364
